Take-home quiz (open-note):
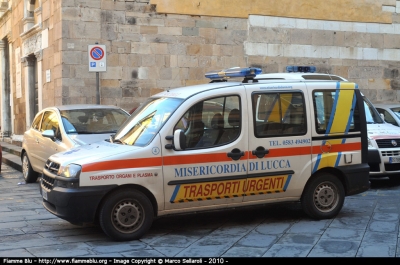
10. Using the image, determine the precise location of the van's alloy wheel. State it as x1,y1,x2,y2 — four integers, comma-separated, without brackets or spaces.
22,153,39,183
99,189,154,241
301,173,344,219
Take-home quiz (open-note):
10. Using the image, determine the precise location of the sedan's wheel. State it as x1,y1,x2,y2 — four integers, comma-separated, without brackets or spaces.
99,189,154,241
22,153,38,183
301,173,344,219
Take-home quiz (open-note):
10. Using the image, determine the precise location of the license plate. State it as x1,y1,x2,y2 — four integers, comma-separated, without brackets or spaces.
389,157,400,163
42,189,48,200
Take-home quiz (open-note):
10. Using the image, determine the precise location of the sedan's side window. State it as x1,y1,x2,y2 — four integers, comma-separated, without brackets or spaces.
40,111,61,140
31,113,43,131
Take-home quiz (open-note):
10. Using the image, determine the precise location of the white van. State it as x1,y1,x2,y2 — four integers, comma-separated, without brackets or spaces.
362,98,400,181
39,66,370,241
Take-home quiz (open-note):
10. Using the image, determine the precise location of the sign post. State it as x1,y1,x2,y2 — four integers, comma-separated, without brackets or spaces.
88,44,107,104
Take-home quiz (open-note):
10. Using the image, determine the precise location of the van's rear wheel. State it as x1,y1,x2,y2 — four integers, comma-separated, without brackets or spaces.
301,173,345,219
99,188,154,241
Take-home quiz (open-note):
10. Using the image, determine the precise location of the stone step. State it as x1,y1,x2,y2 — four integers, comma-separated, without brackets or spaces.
1,140,23,172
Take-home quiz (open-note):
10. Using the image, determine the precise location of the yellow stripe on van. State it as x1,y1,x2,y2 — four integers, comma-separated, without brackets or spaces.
314,153,340,170
329,90,355,134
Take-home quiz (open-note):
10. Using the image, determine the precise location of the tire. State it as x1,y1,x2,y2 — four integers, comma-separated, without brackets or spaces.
301,173,345,219
22,153,39,183
99,188,154,241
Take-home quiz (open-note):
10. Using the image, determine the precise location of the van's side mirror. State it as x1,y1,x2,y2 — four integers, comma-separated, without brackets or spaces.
42,129,56,141
173,129,186,150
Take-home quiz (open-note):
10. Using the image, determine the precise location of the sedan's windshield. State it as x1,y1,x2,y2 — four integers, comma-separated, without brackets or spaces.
363,96,384,124
113,97,183,146
60,108,129,134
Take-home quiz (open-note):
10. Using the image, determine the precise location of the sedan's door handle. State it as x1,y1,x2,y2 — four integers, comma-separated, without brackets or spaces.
227,148,245,161
252,146,269,158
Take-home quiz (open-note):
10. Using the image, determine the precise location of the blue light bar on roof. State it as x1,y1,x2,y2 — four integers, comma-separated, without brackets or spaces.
205,67,262,80
286,66,316,73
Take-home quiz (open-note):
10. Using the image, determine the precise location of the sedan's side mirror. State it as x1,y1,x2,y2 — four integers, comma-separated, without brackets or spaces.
42,129,56,141
173,129,186,150
380,113,385,121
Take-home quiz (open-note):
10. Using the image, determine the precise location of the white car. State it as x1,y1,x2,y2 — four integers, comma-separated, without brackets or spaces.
374,104,400,127
21,104,130,183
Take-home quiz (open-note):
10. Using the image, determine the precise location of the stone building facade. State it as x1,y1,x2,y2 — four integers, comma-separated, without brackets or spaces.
1,0,400,137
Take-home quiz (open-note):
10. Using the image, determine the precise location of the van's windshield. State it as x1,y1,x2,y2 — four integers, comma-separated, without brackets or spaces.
363,96,384,124
113,97,183,146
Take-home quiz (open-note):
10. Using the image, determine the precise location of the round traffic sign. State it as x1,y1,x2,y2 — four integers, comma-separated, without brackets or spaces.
90,46,105,60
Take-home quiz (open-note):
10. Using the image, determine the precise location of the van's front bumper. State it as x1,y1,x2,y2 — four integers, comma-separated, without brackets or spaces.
368,148,400,177
40,171,117,225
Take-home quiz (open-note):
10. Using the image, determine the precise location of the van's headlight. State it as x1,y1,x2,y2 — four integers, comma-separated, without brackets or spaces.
59,164,81,178
367,137,374,148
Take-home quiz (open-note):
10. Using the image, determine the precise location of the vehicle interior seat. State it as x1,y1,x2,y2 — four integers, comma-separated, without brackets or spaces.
217,109,240,144
185,119,205,148
78,115,89,124
196,113,224,147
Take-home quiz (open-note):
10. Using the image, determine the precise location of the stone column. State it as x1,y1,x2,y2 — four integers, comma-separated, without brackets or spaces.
0,40,10,135
34,50,42,111
22,56,36,129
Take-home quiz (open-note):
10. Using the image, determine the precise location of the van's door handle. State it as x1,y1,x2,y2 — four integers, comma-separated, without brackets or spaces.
227,148,245,161
252,146,269,158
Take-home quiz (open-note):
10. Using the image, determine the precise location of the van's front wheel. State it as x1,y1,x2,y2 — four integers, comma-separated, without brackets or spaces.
99,188,154,241
301,173,345,219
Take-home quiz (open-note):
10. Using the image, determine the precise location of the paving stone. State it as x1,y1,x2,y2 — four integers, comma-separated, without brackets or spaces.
275,233,320,245
88,241,148,254
362,231,398,245
151,247,185,257
262,244,312,257
0,249,34,257
175,245,231,257
372,212,399,222
26,243,93,257
287,220,331,234
222,246,266,257
234,231,279,248
320,228,364,241
121,249,166,257
368,221,398,233
329,215,371,230
254,221,292,235
308,239,360,257
356,243,397,257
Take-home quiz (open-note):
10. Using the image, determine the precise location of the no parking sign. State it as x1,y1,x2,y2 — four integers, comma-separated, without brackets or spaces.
88,44,107,72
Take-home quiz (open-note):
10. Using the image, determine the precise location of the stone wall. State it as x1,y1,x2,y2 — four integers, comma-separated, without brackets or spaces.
57,0,400,115
245,15,400,103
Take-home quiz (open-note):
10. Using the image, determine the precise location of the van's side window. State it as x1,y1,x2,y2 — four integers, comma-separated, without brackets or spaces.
313,90,360,134
174,95,241,149
252,92,306,137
